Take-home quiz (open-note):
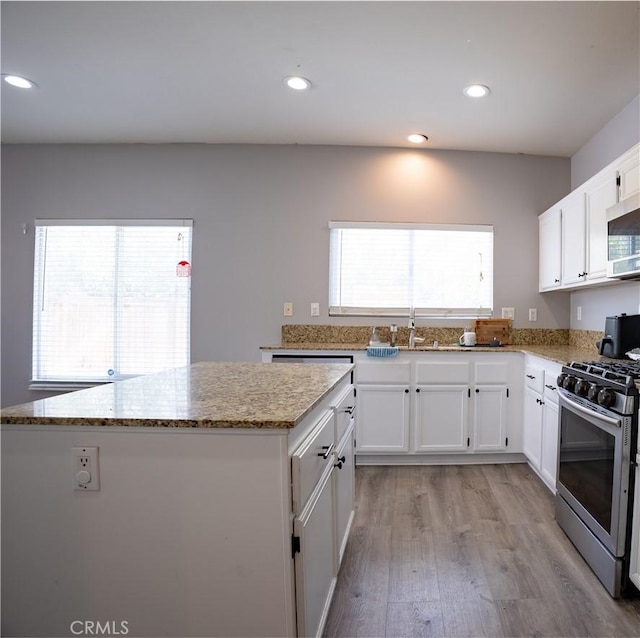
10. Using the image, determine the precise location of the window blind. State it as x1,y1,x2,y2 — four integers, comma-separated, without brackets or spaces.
32,219,192,386
328,221,493,317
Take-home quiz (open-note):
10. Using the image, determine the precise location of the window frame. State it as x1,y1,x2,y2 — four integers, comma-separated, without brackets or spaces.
328,220,494,318
31,218,193,390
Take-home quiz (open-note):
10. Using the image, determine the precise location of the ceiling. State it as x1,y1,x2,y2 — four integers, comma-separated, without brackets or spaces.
1,1,639,156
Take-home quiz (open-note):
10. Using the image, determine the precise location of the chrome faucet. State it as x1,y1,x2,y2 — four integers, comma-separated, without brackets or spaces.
408,308,425,348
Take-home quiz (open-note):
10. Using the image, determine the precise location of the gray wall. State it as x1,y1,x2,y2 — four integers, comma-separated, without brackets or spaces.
1,144,570,407
571,94,640,190
568,93,640,330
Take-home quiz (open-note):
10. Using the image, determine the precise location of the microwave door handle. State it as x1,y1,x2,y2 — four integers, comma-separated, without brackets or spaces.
559,392,621,428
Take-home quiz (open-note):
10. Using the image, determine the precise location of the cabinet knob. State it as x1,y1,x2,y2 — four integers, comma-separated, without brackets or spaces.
334,455,346,469
404,388,409,393
415,388,420,393
475,388,480,393
555,278,560,283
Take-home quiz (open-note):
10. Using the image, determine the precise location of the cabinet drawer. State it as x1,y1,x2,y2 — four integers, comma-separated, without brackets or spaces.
474,361,508,384
543,369,561,404
524,365,544,394
291,410,335,515
414,361,469,384
356,360,411,384
333,386,356,444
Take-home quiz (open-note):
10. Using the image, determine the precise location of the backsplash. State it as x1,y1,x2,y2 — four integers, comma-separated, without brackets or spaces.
281,325,601,348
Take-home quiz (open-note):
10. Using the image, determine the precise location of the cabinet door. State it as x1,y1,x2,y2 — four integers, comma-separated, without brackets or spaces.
334,423,354,567
629,455,640,591
293,467,336,638
523,387,543,469
617,145,640,200
561,191,587,286
539,205,562,291
413,385,468,453
540,399,559,491
355,384,410,452
472,386,507,452
585,170,617,281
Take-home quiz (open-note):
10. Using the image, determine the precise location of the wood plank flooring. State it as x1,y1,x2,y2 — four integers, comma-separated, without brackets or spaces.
324,464,640,638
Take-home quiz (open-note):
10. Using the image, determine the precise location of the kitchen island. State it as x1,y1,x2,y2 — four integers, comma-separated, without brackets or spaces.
1,361,355,638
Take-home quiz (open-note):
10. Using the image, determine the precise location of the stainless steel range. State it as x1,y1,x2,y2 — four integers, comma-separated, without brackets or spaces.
556,359,639,597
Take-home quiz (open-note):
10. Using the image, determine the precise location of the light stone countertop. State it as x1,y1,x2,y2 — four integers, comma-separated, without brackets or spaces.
261,342,603,365
0,361,354,429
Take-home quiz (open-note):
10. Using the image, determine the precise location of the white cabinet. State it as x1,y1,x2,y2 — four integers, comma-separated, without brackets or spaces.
355,353,520,462
561,190,588,286
539,204,562,291
293,465,335,638
585,168,618,282
629,454,640,591
473,385,508,452
539,142,638,292
355,359,411,453
617,144,640,200
414,385,469,452
522,356,562,492
333,420,354,565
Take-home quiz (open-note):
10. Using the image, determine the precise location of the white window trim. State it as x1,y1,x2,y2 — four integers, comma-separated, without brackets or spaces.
328,220,493,319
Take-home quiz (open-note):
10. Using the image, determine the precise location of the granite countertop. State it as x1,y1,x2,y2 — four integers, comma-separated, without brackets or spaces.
261,342,601,365
0,361,354,429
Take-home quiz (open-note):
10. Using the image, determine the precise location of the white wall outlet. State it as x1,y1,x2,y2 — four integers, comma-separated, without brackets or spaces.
528,308,537,322
577,306,582,321
72,446,100,491
283,302,294,317
310,302,320,317
501,307,515,320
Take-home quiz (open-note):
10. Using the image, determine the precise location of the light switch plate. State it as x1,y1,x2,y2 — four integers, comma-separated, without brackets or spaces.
528,308,537,322
501,307,515,320
310,302,320,317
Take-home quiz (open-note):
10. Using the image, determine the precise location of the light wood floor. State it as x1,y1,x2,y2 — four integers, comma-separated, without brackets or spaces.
324,463,640,638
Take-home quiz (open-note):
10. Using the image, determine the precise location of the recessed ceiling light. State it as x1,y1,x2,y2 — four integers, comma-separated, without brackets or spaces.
2,74,36,89
284,76,311,91
463,84,490,98
407,133,428,144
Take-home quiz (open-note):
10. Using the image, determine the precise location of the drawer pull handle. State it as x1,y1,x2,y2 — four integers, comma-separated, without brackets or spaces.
526,374,536,379
318,443,334,459
545,384,556,390
342,406,354,414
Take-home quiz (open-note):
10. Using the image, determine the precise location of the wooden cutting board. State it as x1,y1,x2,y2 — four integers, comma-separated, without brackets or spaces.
472,319,512,345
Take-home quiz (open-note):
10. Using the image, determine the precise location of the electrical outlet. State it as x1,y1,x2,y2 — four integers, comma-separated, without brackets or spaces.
72,446,100,491
310,302,320,317
501,307,515,320
283,302,294,317
528,308,537,322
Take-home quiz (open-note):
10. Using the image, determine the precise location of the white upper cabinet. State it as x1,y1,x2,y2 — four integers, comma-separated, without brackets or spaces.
560,190,587,286
539,204,562,291
617,145,640,200
540,142,639,292
585,167,618,282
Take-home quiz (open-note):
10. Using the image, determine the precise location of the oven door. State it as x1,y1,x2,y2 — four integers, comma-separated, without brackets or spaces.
557,390,630,557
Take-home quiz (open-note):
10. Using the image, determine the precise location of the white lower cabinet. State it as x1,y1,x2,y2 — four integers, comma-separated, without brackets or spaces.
629,454,640,591
333,422,355,565
414,385,468,452
522,355,562,491
293,464,336,638
355,353,520,462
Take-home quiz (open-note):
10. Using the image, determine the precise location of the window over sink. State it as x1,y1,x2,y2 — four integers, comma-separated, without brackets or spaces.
31,219,192,388
328,221,493,318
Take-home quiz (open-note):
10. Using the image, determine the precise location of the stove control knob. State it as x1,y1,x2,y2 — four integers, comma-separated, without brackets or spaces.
557,373,567,388
587,383,601,402
563,375,577,392
575,379,590,397
597,387,616,408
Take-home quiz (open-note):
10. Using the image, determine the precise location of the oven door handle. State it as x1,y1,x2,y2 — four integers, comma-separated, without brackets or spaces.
558,390,622,428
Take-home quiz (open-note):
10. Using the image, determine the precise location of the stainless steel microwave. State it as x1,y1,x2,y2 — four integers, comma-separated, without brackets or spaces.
607,191,640,279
